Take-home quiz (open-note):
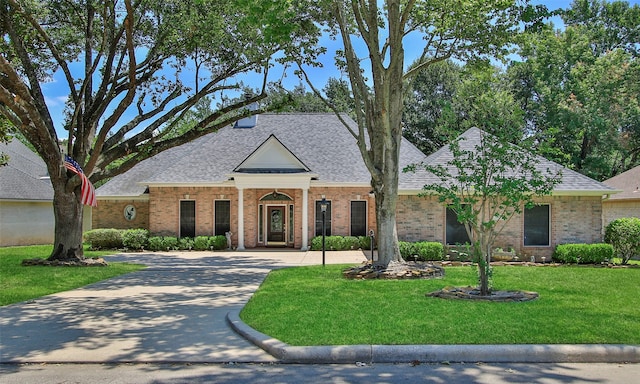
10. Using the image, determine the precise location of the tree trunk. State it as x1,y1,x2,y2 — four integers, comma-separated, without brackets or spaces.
48,182,85,261
373,178,403,267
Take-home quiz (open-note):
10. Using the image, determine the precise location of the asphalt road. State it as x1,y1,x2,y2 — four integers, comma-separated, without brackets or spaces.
2,362,640,383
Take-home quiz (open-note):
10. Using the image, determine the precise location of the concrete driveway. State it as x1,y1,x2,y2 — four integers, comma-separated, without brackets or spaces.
0,250,367,363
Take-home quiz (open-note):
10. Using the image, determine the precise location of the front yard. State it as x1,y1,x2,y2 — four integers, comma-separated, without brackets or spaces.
240,264,640,345
0,245,144,306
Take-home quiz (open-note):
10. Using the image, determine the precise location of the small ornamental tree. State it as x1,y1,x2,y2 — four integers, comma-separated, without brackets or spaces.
409,129,561,295
605,217,640,265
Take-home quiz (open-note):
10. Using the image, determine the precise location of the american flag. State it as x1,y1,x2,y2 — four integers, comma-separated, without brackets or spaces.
64,155,97,207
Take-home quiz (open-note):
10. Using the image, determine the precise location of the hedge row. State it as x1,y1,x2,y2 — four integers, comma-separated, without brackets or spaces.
399,241,446,261
310,235,372,251
84,228,228,251
552,243,614,264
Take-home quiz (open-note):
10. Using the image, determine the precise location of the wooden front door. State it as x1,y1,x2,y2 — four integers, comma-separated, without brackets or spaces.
267,206,286,245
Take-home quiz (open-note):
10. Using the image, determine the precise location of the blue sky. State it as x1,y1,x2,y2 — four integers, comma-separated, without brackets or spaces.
40,0,640,138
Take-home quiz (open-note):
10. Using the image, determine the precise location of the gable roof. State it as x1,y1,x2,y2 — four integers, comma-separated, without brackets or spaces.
97,120,614,198
97,113,427,197
398,127,616,195
233,134,311,173
0,139,54,201
602,165,640,201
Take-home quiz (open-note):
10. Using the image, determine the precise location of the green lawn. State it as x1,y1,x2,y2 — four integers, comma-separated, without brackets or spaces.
0,245,144,306
241,264,640,346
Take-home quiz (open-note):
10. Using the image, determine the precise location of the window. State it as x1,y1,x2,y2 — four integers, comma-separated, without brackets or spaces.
180,200,195,238
315,200,332,236
350,201,367,237
214,200,231,236
445,207,470,245
524,204,550,246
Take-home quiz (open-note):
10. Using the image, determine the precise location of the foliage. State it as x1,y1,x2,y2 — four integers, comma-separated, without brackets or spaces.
402,60,462,155
193,236,211,251
310,235,371,251
241,264,640,345
0,0,321,260
605,217,640,264
209,235,228,250
299,0,534,267
552,243,615,264
0,245,143,306
398,241,445,261
83,229,123,249
508,0,640,180
161,237,179,251
177,237,194,251
121,229,149,250
147,236,165,252
408,129,561,295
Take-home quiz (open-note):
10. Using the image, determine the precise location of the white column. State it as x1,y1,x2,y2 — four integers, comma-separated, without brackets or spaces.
301,188,309,251
237,187,245,250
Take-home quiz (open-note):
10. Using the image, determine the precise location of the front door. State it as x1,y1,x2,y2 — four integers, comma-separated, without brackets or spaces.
267,206,286,245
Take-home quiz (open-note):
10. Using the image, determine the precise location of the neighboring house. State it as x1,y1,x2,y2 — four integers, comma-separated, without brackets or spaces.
94,113,615,259
602,165,640,228
0,139,55,246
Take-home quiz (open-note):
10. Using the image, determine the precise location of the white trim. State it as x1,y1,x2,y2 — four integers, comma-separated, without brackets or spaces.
230,173,315,190
237,188,245,250
301,189,308,251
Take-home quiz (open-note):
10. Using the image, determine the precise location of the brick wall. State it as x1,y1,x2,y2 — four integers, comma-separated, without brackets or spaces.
602,200,640,228
396,194,604,260
92,199,149,230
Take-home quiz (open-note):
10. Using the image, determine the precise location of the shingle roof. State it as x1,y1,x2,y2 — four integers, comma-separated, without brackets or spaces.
98,113,426,197
0,139,54,201
97,118,613,197
399,127,616,194
602,165,640,200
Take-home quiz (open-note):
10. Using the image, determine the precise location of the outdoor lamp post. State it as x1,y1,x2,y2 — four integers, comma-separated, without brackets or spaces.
320,197,328,266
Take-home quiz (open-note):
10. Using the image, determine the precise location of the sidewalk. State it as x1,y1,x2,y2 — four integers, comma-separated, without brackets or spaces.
0,250,366,363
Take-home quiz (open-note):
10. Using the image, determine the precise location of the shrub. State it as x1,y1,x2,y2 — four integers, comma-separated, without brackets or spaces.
399,241,444,261
147,236,164,251
178,237,194,250
358,235,371,250
162,236,178,251
209,235,227,250
398,241,415,259
122,229,148,250
553,243,614,264
84,228,123,249
605,217,640,265
194,236,210,251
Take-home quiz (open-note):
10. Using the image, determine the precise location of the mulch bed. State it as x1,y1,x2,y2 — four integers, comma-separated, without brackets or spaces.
21,257,109,267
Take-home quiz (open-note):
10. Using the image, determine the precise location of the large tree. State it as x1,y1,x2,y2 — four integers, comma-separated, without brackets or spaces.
0,0,319,261
508,0,640,180
301,0,538,266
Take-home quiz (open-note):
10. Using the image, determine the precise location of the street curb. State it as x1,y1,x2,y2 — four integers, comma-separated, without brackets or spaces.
227,311,640,364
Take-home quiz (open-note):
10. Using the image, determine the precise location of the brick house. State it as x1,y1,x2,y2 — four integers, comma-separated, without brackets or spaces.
94,113,615,258
602,165,640,228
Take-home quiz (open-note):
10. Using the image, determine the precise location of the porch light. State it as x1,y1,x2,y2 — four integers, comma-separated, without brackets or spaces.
320,197,328,266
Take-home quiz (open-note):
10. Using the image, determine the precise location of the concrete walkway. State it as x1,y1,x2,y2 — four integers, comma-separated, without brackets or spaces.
0,250,366,363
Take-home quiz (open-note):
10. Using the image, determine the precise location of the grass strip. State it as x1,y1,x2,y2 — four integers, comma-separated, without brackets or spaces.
240,264,640,345
0,245,144,306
